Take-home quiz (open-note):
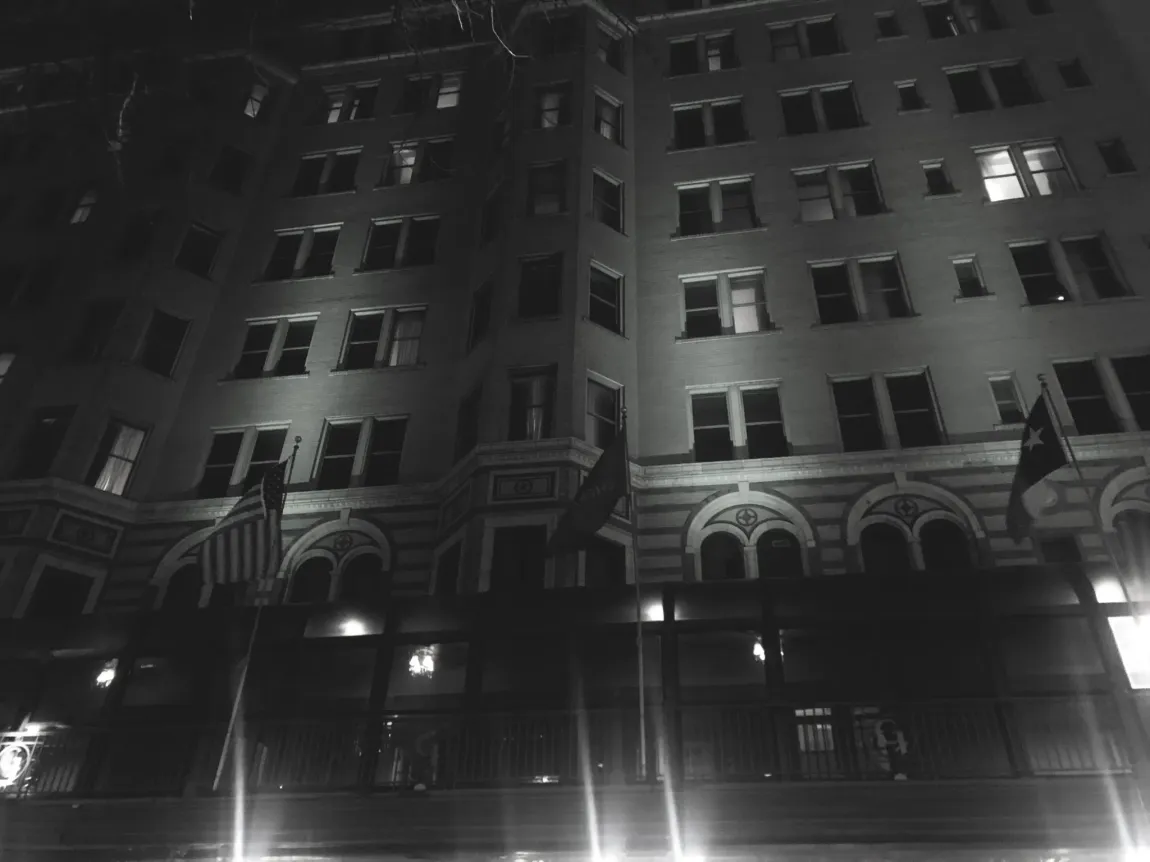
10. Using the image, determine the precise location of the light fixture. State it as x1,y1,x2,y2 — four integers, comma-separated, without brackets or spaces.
642,599,664,622
753,638,766,663
408,646,436,677
95,659,118,689
0,741,32,788
339,617,368,637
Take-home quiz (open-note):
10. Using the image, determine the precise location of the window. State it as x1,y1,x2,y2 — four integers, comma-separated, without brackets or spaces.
832,379,884,451
743,388,789,457
676,178,756,236
490,525,548,592
1057,59,1091,89
1009,242,1066,305
669,39,700,76
1062,237,1125,299
682,271,770,337
88,420,145,495
317,417,407,489
795,163,884,221
589,263,623,334
11,406,74,479
860,258,910,319
691,392,733,461
175,223,221,278
875,12,903,37
436,73,461,108
586,379,620,448
1112,355,1150,430
518,254,562,318
811,263,857,324
596,26,624,70
668,33,737,76
208,146,250,194
594,93,623,144
811,257,910,323
315,83,376,123
705,33,737,70
70,189,97,224
592,172,623,231
896,81,926,111
292,150,360,196
989,375,1025,425
396,76,446,113
922,161,956,195
1098,139,1136,175
362,217,439,269
977,143,1072,200
953,62,1039,108
0,352,12,385
534,83,571,129
1054,360,1119,434
455,386,482,461
946,68,993,112
769,18,844,60
781,85,862,134
923,0,1002,37
886,372,943,447
201,427,286,496
265,226,340,279
233,318,316,378
672,100,747,149
468,281,493,349
528,162,567,215
480,185,505,245
796,171,833,222
70,300,123,362
952,257,988,297
341,307,426,370
137,310,189,377
244,81,271,119
508,368,556,441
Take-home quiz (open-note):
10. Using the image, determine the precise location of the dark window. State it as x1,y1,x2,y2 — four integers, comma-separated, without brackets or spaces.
175,224,221,278
436,543,462,596
326,151,360,192
840,165,884,215
198,430,243,497
593,95,623,144
921,520,972,573
678,186,713,235
208,145,250,194
743,388,788,458
585,535,627,589
684,279,721,337
1057,59,1091,89
468,282,493,349
990,377,1025,424
363,222,401,270
589,265,623,334
692,392,733,462
711,101,747,144
673,108,706,149
953,259,987,298
860,523,911,573
1010,243,1066,305
26,567,91,618
534,83,572,129
720,181,756,230
990,64,1040,106
317,424,360,489
1054,361,1119,434
301,229,339,276
274,319,314,375
821,86,861,129
897,82,926,111
419,139,454,181
769,25,800,61
923,162,955,195
234,322,275,378
508,369,555,441
860,258,910,319
11,406,74,479
490,525,548,592
886,372,943,447
781,92,818,135
70,300,123,361
1098,139,1136,174
758,530,803,577
396,76,433,113
875,12,903,38
586,380,619,448
705,33,738,70
455,386,481,461
833,379,884,451
948,69,993,113
518,254,562,318
796,171,833,222
138,310,189,377
288,558,333,603
1112,355,1150,430
528,162,566,215
364,418,406,486
806,19,843,55
404,218,439,266
342,313,383,370
265,233,303,279
700,533,744,580
244,428,287,490
597,28,625,72
669,39,699,76
592,173,623,231
812,264,858,324
1063,237,1125,299
924,1,960,37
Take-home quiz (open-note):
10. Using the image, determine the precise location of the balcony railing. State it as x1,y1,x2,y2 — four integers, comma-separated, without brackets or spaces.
0,696,1132,799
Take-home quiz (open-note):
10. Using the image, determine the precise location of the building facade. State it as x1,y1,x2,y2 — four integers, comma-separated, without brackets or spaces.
3,0,1150,859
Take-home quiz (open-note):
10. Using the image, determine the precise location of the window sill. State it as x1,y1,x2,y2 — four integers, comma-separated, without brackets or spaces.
994,422,1025,432
288,189,357,200
1082,294,1143,307
514,314,563,324
666,68,740,80
330,363,426,376
353,263,435,274
667,138,756,154
253,273,336,285
811,314,920,331
954,293,996,303
582,316,627,339
896,107,931,115
1020,299,1075,310
1104,170,1139,178
219,372,311,385
924,190,962,199
671,223,767,240
375,177,454,189
875,34,909,41
675,327,781,344
781,123,870,138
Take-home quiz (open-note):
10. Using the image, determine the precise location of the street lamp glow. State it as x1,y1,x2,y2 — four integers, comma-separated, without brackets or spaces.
95,659,118,689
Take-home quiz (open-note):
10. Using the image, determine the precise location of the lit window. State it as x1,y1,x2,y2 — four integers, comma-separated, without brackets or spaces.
535,83,571,129
244,81,269,118
989,376,1025,425
0,352,12,385
952,257,987,298
89,421,146,496
1108,616,1150,689
977,148,1024,200
436,73,462,109
70,189,97,224
594,93,622,144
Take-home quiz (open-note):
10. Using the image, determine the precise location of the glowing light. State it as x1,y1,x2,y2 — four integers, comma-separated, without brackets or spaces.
1092,574,1127,604
597,854,619,862
1126,849,1150,862
753,638,766,662
1109,616,1150,689
339,618,368,637
683,854,705,862
95,659,118,689
0,742,32,788
530,774,559,783
408,647,436,677
19,722,45,736
642,600,664,622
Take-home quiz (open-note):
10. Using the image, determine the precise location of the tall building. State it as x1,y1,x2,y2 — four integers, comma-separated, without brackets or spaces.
3,0,1150,859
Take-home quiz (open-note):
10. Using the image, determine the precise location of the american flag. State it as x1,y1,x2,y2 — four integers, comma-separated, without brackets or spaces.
199,459,288,585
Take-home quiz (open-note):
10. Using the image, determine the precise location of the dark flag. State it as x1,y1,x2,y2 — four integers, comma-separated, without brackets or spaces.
1006,394,1069,541
199,459,288,585
547,429,630,556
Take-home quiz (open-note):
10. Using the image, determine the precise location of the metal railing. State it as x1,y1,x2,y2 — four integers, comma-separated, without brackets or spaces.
0,696,1133,799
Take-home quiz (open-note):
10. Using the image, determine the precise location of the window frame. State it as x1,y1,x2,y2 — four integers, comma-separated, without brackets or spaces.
809,255,912,325
507,366,557,442
675,177,757,237
339,306,428,371
951,255,989,298
667,32,738,76
794,161,885,221
1097,138,1136,175
591,169,624,232
588,261,624,335
946,61,1041,113
921,159,957,196
988,374,1026,427
88,419,147,496
292,149,362,196
232,316,318,379
974,141,1074,202
316,82,378,123
586,375,622,450
533,82,573,129
315,415,409,490
1052,358,1121,435
527,161,568,216
197,425,290,498
175,222,222,279
361,216,440,270
671,99,748,150
779,83,863,134
768,16,845,61
830,376,886,453
263,225,342,280
593,90,624,145
680,269,771,338
883,370,946,448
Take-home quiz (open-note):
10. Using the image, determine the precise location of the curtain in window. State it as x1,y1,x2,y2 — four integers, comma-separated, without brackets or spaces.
388,311,424,366
95,425,145,495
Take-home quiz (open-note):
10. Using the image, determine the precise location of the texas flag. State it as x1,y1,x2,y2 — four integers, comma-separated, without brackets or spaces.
1006,394,1069,541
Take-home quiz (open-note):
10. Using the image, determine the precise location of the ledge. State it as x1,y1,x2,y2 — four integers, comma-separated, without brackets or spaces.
328,363,426,376
810,314,920,331
286,189,357,201
218,372,310,385
954,293,997,303
252,273,336,286
675,327,782,344
924,191,962,199
671,223,767,241
667,139,756,154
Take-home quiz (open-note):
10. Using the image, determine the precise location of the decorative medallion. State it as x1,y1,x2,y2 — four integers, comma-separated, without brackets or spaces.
735,507,759,528
491,471,556,503
333,532,355,555
893,496,920,523
706,504,787,539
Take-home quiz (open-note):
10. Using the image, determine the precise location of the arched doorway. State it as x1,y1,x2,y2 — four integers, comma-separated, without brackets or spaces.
700,533,745,581
340,553,388,603
860,523,911,574
756,529,803,577
920,520,972,573
288,558,333,604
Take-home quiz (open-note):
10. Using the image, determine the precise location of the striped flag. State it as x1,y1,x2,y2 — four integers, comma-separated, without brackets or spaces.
199,459,288,585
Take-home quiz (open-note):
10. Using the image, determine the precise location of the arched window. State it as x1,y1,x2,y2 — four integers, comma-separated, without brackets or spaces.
860,523,911,574
340,554,387,603
288,558,333,604
25,567,92,618
756,530,803,578
163,563,203,610
1116,511,1150,574
920,520,972,573
700,533,745,581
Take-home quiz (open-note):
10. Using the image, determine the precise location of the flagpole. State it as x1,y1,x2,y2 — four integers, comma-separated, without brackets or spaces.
621,406,648,780
211,438,300,793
